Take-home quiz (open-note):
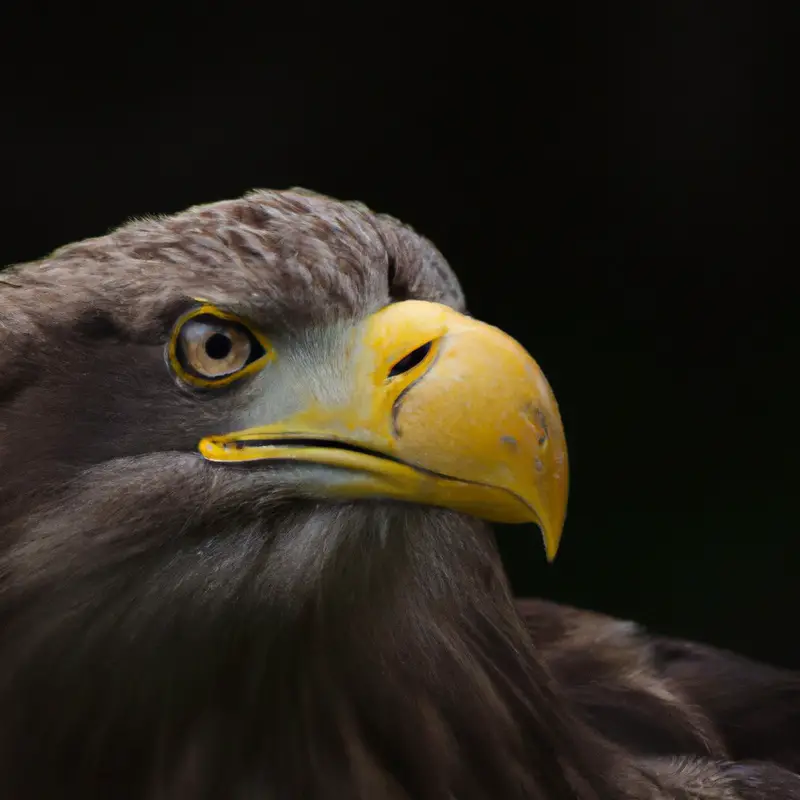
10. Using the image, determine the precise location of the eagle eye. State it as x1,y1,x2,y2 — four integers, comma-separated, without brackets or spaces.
169,307,271,387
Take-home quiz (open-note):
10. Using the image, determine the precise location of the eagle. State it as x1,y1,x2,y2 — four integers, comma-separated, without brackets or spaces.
0,188,797,799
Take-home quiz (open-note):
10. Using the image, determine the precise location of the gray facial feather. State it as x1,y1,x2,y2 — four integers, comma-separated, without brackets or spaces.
0,188,465,344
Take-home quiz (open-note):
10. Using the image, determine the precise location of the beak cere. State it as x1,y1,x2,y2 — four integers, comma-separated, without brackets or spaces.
199,301,569,560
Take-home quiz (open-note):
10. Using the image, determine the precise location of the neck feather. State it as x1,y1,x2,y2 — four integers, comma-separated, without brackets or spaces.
0,478,637,799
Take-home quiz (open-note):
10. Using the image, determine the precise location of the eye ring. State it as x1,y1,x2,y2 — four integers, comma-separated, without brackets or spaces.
168,304,274,388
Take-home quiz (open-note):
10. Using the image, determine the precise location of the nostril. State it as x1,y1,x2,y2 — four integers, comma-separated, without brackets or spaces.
388,341,433,378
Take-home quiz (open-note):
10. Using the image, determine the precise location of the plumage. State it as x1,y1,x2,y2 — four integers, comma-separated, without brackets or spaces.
0,188,797,799
516,599,800,773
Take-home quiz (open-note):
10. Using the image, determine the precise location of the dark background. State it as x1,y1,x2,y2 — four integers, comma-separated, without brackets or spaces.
1,6,794,665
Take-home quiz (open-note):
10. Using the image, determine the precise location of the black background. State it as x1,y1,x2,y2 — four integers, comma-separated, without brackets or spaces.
1,6,794,665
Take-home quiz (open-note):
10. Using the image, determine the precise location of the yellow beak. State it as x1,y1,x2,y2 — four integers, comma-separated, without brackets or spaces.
198,301,569,560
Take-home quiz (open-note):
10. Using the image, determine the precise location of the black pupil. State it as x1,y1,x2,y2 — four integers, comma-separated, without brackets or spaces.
388,341,433,378
205,332,233,360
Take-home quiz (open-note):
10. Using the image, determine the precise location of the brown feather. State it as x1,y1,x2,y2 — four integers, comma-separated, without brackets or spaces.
518,598,800,776
652,637,800,773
